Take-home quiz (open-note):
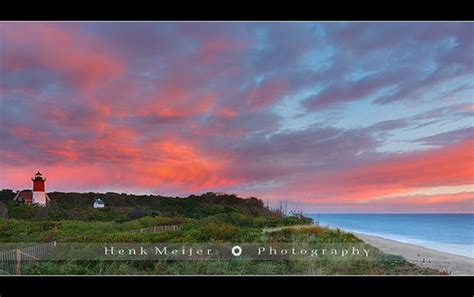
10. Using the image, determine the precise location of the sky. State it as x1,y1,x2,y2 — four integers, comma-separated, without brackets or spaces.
0,22,473,213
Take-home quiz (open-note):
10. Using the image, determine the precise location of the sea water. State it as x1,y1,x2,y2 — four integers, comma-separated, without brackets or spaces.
307,214,474,258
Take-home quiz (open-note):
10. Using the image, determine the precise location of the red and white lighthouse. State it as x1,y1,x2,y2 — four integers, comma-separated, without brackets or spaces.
32,171,48,206
12,171,51,206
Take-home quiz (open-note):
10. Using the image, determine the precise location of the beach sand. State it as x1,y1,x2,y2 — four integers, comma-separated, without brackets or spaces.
355,233,474,275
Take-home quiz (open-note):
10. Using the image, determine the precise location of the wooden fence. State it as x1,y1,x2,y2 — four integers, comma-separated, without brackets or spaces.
130,225,182,234
0,241,56,275
0,226,181,274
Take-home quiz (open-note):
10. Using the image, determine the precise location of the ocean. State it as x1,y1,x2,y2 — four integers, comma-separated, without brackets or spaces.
307,214,474,258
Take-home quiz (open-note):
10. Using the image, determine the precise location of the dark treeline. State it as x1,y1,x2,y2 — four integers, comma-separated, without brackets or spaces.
0,189,310,224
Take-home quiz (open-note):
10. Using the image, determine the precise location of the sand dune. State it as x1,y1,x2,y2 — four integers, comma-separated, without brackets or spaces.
355,233,474,275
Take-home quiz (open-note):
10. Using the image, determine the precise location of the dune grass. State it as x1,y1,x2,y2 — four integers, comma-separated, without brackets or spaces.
0,192,443,275
0,219,442,275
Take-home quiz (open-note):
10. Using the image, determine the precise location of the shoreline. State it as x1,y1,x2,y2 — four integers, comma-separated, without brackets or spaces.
265,224,474,275
354,232,474,275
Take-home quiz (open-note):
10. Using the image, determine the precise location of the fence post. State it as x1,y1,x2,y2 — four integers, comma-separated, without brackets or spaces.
16,249,21,275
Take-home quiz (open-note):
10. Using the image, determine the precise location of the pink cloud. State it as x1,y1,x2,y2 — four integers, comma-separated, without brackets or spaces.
246,137,474,211
1,22,473,214
0,23,124,91
246,79,288,109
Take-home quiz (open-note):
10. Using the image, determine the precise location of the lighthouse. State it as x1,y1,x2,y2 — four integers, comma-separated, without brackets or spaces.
13,171,51,206
32,171,48,206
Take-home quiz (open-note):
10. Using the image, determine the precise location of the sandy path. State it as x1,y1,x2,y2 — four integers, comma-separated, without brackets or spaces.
262,224,315,233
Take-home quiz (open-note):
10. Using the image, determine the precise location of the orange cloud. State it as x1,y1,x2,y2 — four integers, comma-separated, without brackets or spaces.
134,139,237,190
341,137,474,191
1,137,237,193
373,192,474,206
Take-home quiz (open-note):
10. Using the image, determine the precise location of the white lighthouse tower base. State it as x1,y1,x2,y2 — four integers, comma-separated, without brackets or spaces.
33,191,48,206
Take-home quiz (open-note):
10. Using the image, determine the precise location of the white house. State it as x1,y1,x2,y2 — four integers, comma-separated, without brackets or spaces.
93,198,105,208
